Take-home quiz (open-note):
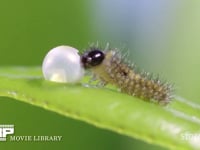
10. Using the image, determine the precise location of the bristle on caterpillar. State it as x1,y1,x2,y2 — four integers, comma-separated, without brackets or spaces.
81,45,173,105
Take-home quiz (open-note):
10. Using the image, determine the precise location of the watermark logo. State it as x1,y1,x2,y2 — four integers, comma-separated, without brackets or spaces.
181,132,200,141
0,125,14,141
0,124,62,142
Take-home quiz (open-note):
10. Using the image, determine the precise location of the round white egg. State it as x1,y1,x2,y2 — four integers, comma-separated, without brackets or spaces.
42,45,84,83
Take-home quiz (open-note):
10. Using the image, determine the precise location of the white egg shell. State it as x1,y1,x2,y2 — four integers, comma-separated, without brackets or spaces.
42,45,84,83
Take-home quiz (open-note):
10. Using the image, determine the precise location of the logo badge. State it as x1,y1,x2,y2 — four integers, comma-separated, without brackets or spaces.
0,125,14,141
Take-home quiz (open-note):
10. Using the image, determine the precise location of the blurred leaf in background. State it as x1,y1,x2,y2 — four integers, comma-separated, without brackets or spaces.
0,0,91,66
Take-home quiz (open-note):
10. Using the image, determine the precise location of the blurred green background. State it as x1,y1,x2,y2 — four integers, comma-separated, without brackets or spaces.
0,0,200,150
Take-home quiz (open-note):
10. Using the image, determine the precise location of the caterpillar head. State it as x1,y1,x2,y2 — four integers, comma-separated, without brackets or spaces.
81,49,105,69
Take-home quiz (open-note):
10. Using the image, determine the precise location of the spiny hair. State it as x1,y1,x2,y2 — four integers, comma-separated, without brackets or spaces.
81,43,173,105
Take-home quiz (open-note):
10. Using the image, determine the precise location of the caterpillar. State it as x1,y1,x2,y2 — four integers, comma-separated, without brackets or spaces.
81,45,173,105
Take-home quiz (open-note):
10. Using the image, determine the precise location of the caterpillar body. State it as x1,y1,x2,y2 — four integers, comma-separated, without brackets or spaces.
81,46,173,105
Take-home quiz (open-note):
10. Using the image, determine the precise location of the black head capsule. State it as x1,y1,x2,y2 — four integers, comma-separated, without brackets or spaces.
81,49,105,69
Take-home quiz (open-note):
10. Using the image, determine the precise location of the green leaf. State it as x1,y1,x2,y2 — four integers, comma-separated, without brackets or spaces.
0,67,200,150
